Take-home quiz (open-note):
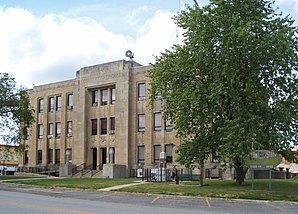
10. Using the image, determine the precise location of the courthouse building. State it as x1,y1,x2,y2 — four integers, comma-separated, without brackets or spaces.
19,60,182,176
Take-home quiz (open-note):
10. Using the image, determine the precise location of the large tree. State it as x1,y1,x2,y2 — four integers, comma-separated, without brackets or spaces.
0,73,34,149
149,0,298,185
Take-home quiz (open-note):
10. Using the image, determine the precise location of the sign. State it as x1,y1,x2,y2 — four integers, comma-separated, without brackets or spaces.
245,150,282,169
246,150,282,191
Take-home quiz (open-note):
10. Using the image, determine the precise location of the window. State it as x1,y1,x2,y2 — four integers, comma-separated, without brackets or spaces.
101,89,108,105
111,88,116,104
100,118,107,135
165,119,173,131
211,154,220,163
0,151,7,161
138,83,146,101
0,151,4,160
138,114,145,132
110,117,115,133
55,122,61,138
37,150,42,164
24,151,28,164
55,149,60,164
138,146,145,163
165,144,173,163
48,149,53,164
38,98,44,113
56,96,62,111
48,123,53,136
6,152,11,161
48,97,54,112
14,152,18,161
154,113,162,131
91,90,98,106
66,149,72,163
154,89,161,100
154,145,161,163
67,94,73,108
37,124,43,139
67,121,72,136
24,127,29,140
91,119,97,135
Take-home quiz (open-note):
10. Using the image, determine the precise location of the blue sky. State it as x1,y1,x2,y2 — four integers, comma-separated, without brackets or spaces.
0,0,194,36
0,0,297,87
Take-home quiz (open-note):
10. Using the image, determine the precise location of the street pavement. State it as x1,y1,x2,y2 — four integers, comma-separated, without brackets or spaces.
0,180,297,214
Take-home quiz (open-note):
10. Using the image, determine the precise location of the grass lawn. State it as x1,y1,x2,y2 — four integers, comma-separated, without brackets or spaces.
5,177,139,189
116,179,298,202
2,175,298,202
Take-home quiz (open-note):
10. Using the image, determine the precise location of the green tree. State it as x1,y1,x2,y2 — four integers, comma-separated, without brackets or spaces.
0,73,34,149
149,0,298,185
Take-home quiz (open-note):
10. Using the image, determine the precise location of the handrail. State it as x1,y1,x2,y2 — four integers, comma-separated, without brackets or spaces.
91,165,102,177
17,164,60,175
71,163,85,176
81,164,93,176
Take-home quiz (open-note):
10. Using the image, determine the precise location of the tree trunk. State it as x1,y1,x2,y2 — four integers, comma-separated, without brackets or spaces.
199,163,204,186
234,157,248,185
235,166,246,185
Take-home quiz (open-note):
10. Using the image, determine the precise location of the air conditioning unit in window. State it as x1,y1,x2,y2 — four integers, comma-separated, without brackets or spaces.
67,105,73,110
92,102,98,107
109,130,115,135
67,133,72,137
138,97,146,101
47,135,53,139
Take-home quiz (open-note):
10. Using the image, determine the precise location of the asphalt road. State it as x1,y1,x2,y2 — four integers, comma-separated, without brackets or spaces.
0,183,297,214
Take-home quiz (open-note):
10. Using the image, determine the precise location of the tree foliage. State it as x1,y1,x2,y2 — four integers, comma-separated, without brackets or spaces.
0,73,34,149
149,0,298,185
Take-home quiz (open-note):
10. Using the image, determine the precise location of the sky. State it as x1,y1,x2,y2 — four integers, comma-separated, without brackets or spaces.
0,0,297,88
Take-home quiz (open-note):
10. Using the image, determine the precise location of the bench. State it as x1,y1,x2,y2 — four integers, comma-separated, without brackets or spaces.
178,174,200,181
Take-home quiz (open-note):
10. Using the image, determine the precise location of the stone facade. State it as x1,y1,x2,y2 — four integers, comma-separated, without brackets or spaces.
19,60,180,176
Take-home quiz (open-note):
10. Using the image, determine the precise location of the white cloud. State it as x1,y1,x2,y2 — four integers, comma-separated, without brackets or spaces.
125,5,149,26
0,6,177,88
1,2,296,88
134,10,177,64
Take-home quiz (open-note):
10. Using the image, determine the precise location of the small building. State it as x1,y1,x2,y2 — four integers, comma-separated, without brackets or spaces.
277,150,298,178
0,144,19,175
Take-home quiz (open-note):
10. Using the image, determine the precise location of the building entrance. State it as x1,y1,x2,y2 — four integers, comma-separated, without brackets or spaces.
92,148,97,170
101,147,107,167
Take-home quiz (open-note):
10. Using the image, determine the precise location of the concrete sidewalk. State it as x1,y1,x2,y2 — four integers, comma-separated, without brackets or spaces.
99,181,146,191
0,176,63,182
0,176,147,191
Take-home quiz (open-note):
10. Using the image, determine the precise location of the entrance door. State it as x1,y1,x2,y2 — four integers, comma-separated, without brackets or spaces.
92,148,97,170
101,147,107,167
